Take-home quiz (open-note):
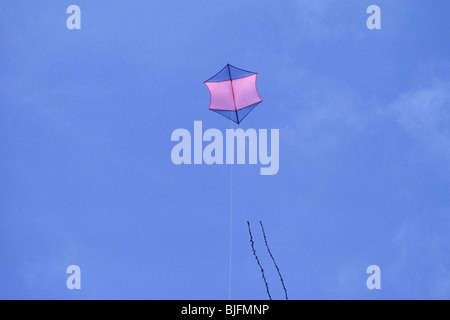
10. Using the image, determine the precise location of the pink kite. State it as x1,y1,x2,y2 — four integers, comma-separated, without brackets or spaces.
204,64,262,124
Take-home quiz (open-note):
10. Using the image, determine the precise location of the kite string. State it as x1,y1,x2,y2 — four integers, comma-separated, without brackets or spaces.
247,221,272,300
228,65,236,300
260,221,289,300
228,120,233,300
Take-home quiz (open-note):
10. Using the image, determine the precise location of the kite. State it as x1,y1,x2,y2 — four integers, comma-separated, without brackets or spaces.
204,64,262,124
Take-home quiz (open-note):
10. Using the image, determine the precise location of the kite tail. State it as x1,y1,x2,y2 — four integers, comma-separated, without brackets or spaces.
247,221,272,300
259,221,288,300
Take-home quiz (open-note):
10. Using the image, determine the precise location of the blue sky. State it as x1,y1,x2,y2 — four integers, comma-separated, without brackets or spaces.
1,0,450,300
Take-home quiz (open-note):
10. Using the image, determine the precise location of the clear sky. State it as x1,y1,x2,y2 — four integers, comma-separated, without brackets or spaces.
1,0,450,300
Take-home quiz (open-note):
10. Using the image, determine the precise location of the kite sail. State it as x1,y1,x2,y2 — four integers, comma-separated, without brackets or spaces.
204,64,262,124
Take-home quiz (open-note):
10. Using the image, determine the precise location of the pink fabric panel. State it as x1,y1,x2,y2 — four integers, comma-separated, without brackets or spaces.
206,80,235,111
232,74,262,110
